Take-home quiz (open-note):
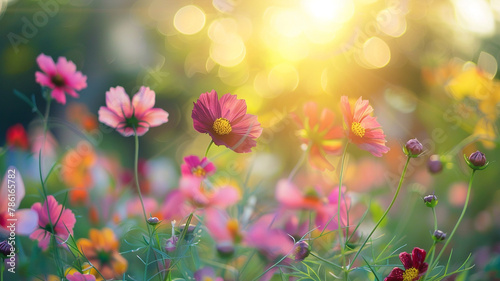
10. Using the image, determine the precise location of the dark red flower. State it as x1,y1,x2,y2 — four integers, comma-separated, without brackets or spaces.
385,247,428,281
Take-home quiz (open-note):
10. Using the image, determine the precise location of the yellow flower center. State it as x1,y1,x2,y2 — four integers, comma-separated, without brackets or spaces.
192,166,206,177
203,278,213,281
403,267,419,281
351,122,365,138
212,118,232,135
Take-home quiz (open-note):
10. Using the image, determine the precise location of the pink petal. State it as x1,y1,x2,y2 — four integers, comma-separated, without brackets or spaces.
98,106,123,129
340,96,353,126
219,93,247,121
358,142,390,157
56,56,77,74
134,126,149,136
204,208,232,243
412,247,426,267
210,186,240,208
303,102,318,129
192,90,222,133
140,108,169,127
105,86,132,118
65,88,80,98
36,54,57,75
132,86,156,116
116,127,136,137
35,72,54,88
353,96,373,122
30,229,51,250
275,179,304,207
51,88,66,104
318,108,335,132
16,209,38,235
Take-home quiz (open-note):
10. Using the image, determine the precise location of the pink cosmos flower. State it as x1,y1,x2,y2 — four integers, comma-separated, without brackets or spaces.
204,208,242,252
340,96,390,157
192,90,263,153
66,272,96,281
181,155,216,178
293,102,344,171
35,54,87,104
98,86,169,137
275,179,349,231
0,167,38,236
244,214,294,260
161,176,240,221
29,195,76,250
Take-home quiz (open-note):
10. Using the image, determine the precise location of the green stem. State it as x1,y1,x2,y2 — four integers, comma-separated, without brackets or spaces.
423,242,437,280
432,207,438,231
349,156,411,269
1,258,4,281
288,141,311,180
134,132,152,236
205,140,214,157
337,143,349,267
430,170,476,270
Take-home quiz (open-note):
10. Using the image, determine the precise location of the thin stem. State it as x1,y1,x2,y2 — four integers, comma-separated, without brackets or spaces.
337,143,349,265
288,142,311,181
133,131,152,239
432,207,438,232
205,140,214,157
430,170,476,270
349,156,411,269
1,258,4,281
423,242,437,281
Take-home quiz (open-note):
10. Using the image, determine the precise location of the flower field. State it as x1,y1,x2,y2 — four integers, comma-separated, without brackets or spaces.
1,1,500,280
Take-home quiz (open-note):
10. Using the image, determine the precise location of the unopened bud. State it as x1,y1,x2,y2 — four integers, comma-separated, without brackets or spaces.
147,216,160,225
404,138,424,158
465,151,488,170
433,230,446,242
427,155,443,174
423,194,438,208
292,241,310,261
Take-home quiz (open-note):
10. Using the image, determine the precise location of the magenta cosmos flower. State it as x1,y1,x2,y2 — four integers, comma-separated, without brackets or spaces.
98,86,169,137
181,155,216,178
29,195,76,250
340,96,390,157
385,247,428,281
192,90,263,153
35,53,87,105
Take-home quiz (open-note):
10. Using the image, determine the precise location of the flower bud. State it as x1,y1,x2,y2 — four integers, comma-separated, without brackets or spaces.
0,241,10,258
165,236,178,252
433,230,446,242
216,242,235,258
465,151,488,170
427,155,443,174
147,216,160,225
423,194,438,208
404,138,423,158
292,241,310,261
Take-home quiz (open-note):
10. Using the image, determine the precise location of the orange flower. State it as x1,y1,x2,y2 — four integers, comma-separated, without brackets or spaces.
77,228,128,280
294,102,344,171
61,141,96,204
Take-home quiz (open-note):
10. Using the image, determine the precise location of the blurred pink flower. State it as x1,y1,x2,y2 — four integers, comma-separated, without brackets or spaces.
340,96,389,157
181,155,216,178
29,195,76,250
293,102,344,171
0,167,38,236
192,90,262,153
275,179,349,231
35,53,87,104
194,267,223,281
244,214,294,260
161,176,240,221
98,86,169,137
126,196,159,218
204,208,242,250
66,272,96,281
